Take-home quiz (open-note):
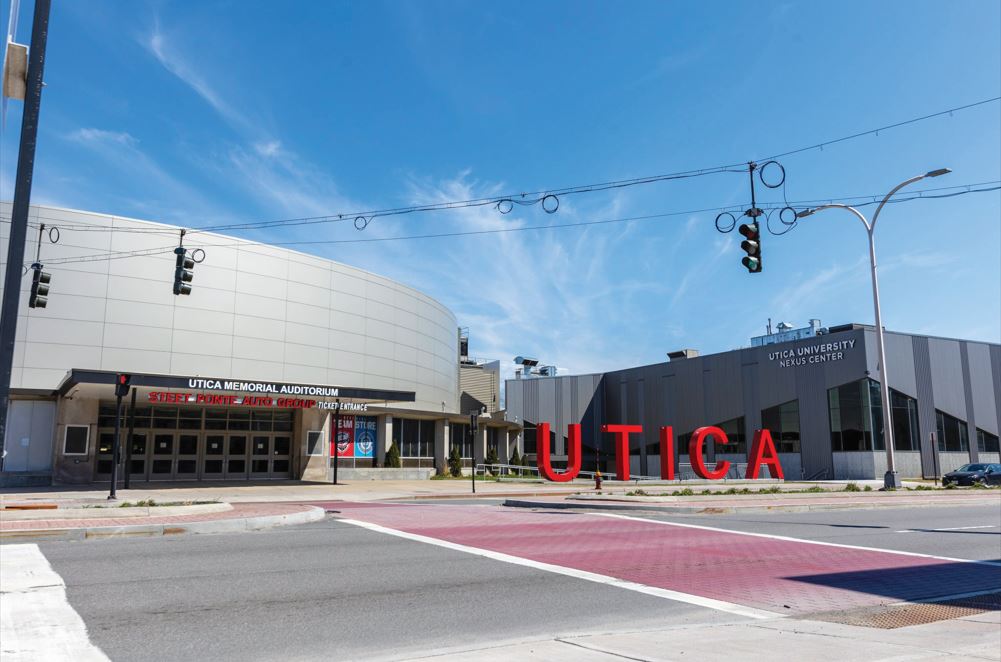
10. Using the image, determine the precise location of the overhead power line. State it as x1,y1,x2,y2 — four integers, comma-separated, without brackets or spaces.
31,181,1000,266
25,95,1001,238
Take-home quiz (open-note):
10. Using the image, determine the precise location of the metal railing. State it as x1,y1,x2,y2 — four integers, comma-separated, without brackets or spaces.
475,461,756,482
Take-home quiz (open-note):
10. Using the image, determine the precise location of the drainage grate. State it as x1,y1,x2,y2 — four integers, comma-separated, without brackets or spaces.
800,592,1000,629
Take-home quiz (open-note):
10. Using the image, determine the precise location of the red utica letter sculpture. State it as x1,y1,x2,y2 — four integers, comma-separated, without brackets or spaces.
660,426,675,480
535,422,581,482
601,424,643,481
747,429,784,479
688,426,731,480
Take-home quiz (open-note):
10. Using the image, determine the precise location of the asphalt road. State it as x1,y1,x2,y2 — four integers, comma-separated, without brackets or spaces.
640,504,1001,561
30,517,729,662
11,502,1001,662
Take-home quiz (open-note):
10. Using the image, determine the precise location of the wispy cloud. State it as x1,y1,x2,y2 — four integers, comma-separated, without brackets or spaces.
146,23,252,135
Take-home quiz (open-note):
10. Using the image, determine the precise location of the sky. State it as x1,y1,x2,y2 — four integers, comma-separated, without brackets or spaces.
1,0,999,383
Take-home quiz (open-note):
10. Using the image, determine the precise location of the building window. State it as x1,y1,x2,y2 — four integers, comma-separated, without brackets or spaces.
715,417,747,455
452,423,472,459
761,400,800,453
828,380,919,452
888,390,919,451
394,418,435,458
64,425,90,455
523,424,537,454
828,380,876,451
936,411,969,452
306,430,324,456
976,428,1000,453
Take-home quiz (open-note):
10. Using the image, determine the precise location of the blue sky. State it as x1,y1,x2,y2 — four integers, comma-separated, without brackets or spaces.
2,0,999,380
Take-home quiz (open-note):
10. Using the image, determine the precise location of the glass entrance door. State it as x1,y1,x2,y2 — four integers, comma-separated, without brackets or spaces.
272,435,291,478
225,434,249,479
250,435,271,478
203,434,225,479
128,432,149,481
176,433,199,479
150,433,176,480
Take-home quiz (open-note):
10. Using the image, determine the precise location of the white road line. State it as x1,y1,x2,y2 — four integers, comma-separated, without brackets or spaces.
894,525,998,533
336,517,782,621
592,513,1001,567
0,544,109,662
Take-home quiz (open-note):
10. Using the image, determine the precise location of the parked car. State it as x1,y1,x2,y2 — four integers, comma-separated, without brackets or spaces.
942,463,1001,486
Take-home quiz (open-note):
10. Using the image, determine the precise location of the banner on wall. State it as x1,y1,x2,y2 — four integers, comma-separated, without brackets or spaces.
332,415,355,457
354,416,376,458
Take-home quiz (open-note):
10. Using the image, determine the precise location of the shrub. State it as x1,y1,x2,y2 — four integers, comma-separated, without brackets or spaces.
864,485,873,492
385,442,402,469
627,489,648,497
447,445,463,477
944,483,957,489
521,454,532,476
804,486,827,493
485,447,499,475
509,448,521,476
844,482,861,492
675,487,694,496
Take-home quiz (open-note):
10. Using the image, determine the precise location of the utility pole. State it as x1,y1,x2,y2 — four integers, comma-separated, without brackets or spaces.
0,0,52,470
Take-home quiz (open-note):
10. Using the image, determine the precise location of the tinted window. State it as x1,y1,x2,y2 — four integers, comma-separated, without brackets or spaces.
64,426,89,455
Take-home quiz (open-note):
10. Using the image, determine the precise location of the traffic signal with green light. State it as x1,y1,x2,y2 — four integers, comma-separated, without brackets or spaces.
738,222,762,273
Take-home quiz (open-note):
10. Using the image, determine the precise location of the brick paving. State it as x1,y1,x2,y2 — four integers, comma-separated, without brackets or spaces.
329,501,1001,617
0,502,315,531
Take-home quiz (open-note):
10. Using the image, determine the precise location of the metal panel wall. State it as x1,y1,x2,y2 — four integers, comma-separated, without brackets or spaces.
967,343,999,436
911,337,938,477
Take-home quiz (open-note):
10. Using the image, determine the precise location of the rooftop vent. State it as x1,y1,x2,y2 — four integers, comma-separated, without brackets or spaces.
667,349,699,361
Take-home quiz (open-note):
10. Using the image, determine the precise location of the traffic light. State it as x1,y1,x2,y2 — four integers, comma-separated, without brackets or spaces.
29,262,50,308
173,246,194,295
738,222,762,273
115,373,131,397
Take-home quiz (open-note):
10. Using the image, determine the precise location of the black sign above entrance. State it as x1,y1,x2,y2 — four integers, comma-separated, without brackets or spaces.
57,369,417,403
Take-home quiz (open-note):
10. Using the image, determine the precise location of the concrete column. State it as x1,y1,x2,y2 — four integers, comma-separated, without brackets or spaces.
497,428,510,467
473,424,487,466
376,414,392,467
434,419,448,474
298,409,329,481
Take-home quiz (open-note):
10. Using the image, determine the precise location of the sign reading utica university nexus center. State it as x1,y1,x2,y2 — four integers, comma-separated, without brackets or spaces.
535,423,784,482
768,339,856,368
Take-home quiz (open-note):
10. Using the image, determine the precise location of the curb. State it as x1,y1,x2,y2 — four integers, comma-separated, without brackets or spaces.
501,498,1000,515
0,505,326,542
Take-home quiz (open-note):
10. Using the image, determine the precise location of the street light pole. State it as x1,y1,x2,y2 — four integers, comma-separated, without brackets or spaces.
797,168,950,490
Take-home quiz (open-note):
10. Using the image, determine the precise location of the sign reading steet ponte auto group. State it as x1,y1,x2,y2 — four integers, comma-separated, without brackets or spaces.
148,391,369,412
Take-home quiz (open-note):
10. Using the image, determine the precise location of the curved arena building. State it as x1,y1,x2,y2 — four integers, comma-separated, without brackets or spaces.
0,204,517,485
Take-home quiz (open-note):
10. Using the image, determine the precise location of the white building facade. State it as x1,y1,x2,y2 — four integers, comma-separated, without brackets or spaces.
1,205,517,485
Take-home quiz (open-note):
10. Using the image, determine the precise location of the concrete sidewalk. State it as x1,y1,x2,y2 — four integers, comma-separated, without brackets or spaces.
399,611,1001,661
0,502,325,541
0,479,585,507
505,489,1001,514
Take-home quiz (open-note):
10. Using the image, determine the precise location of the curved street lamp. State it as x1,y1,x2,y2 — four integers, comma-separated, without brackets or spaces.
797,168,951,489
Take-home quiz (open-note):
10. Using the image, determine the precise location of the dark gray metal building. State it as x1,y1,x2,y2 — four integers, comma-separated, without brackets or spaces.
505,324,1001,480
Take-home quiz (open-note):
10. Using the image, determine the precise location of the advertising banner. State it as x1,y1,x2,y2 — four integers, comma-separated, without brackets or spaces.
354,416,376,458
331,415,355,457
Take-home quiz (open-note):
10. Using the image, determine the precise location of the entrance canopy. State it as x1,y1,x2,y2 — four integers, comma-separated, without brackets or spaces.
56,369,417,412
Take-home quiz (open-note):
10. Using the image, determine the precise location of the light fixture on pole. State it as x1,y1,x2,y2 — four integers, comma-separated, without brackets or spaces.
797,168,951,489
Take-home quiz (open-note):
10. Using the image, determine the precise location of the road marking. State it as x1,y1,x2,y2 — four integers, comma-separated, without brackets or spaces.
592,513,1001,567
336,517,781,620
894,525,998,533
0,544,109,661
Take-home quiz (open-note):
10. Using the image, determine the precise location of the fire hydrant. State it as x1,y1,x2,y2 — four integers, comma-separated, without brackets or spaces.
595,470,602,490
